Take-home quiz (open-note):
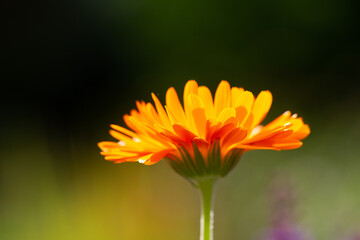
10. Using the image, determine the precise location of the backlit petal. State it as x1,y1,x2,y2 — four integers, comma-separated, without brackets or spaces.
166,87,186,124
198,86,215,118
251,91,272,128
214,80,231,117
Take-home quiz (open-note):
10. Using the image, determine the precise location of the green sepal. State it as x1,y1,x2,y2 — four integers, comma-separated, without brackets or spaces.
165,140,243,183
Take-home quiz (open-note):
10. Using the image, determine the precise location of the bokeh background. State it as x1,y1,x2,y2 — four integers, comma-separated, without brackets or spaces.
1,0,360,239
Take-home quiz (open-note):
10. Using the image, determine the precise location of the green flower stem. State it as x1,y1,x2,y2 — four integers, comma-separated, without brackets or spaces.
198,178,217,240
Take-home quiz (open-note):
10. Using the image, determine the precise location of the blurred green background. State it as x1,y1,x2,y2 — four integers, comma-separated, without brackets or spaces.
1,0,360,239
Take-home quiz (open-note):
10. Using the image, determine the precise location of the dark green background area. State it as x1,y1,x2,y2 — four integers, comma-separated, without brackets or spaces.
1,0,360,239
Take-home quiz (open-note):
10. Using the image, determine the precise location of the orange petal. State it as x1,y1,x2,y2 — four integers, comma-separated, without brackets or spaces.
242,126,287,144
287,117,304,133
151,93,172,130
248,138,303,150
291,124,310,140
126,115,154,135
166,87,186,124
160,128,188,146
217,107,236,124
251,90,272,128
165,106,178,125
230,143,277,150
109,130,133,142
173,124,197,143
191,108,207,138
231,87,244,107
205,119,221,142
146,103,161,123
262,111,291,131
124,114,140,132
198,86,215,118
146,150,173,165
105,156,128,162
271,139,303,150
111,124,137,138
193,137,209,149
187,94,206,136
270,129,294,139
242,113,254,130
105,152,148,162
235,91,254,125
210,123,236,143
214,81,231,117
221,127,247,150
183,80,198,116
98,141,120,149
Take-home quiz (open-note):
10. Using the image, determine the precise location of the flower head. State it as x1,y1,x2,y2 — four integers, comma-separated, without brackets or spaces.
98,80,310,181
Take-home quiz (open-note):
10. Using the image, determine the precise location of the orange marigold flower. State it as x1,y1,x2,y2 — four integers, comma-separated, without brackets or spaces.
98,80,310,180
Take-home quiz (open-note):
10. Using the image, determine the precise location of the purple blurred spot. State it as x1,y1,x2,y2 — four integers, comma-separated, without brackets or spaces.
261,226,309,240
